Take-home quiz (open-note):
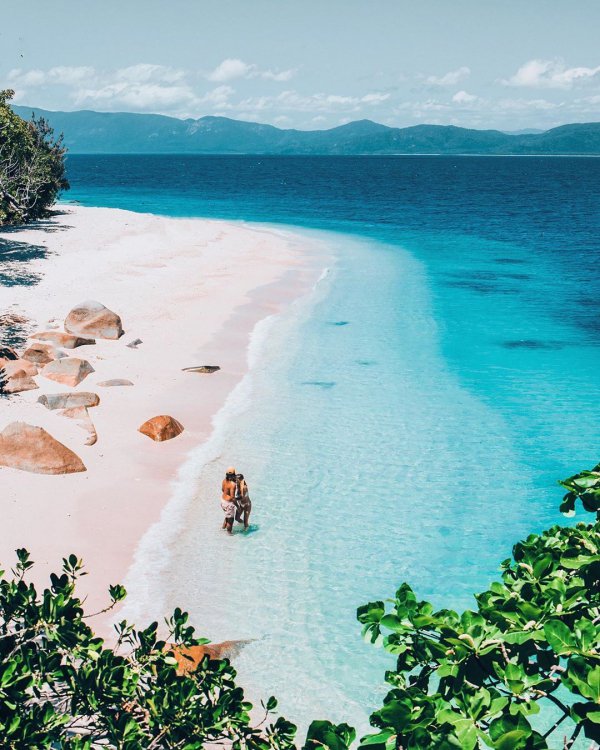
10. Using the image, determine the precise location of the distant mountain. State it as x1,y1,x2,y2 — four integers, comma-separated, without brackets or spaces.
11,105,600,155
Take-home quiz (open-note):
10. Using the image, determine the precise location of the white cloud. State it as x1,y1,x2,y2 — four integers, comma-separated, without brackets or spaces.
503,59,600,89
7,68,47,86
206,59,253,82
426,66,470,86
206,58,295,82
47,66,95,85
115,64,185,84
452,90,479,104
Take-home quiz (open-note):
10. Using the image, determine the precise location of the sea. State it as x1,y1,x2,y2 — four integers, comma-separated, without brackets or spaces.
5,154,600,738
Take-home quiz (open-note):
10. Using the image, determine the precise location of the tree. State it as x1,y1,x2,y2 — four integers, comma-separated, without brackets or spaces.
0,89,68,225
0,367,8,396
356,469,600,750
0,550,347,749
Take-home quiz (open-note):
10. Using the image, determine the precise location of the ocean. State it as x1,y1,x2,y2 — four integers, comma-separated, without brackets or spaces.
15,155,600,734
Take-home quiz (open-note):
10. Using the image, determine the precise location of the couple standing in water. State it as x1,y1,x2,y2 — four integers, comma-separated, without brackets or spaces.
221,467,252,533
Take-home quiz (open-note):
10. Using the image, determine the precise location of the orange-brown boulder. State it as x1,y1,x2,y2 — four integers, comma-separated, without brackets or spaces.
32,331,96,349
38,392,100,410
40,358,94,387
21,342,65,366
0,422,86,474
168,641,249,675
4,371,38,394
1,359,38,378
65,301,123,340
138,415,184,442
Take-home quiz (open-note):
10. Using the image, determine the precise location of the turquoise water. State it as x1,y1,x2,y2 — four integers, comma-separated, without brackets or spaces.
62,156,599,735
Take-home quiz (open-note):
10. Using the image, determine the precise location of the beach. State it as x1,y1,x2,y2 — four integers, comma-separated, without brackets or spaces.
0,205,326,626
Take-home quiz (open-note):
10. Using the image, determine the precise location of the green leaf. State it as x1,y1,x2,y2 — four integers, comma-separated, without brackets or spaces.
543,619,576,655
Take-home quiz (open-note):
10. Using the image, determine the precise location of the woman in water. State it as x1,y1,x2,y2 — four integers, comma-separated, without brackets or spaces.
235,473,251,530
221,467,237,534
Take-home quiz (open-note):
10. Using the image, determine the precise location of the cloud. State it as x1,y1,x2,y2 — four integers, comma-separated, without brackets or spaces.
206,58,295,82
426,66,470,86
115,64,186,84
503,59,600,89
7,68,47,86
452,90,479,104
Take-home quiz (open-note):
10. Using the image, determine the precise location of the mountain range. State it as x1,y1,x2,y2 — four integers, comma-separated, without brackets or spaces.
12,105,600,155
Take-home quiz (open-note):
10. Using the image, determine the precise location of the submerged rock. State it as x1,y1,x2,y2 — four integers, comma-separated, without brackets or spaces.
97,379,134,387
126,338,142,349
32,331,96,349
0,422,86,474
38,392,100,410
168,640,250,675
138,415,184,442
182,365,220,374
65,300,124,340
40,358,94,387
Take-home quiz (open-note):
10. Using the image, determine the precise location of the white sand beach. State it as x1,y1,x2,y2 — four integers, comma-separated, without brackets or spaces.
0,205,325,623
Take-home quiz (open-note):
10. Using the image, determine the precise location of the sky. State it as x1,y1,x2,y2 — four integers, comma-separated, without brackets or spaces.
1,0,599,131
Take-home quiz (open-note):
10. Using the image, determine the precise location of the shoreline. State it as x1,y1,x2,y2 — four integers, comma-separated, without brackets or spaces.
0,205,329,631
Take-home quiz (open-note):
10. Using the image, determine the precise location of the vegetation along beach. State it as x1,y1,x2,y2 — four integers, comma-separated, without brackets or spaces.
1,2,599,748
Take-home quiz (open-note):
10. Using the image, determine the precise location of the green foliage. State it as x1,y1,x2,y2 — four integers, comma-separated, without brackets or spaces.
0,549,345,749
0,89,68,225
357,510,600,749
559,462,600,519
0,367,8,396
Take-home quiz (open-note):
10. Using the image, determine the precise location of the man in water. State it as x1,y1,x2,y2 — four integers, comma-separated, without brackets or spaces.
235,473,251,530
221,467,237,534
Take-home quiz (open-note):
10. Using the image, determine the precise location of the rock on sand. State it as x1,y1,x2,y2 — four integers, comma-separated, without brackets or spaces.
138,415,184,442
0,422,86,474
65,300,124,340
40,358,95,388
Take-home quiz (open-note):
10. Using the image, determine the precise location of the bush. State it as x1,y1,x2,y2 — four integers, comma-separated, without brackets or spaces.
0,89,68,225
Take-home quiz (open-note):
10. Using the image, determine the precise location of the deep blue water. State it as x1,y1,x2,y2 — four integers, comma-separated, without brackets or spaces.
62,155,599,734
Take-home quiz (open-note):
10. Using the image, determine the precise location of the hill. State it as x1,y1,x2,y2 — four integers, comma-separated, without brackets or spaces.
11,106,600,155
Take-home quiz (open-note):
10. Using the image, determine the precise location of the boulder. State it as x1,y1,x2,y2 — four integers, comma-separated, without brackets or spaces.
21,342,65,366
168,640,249,675
182,366,221,374
0,347,19,361
59,406,97,446
38,392,100,410
0,422,86,474
138,415,184,442
32,331,96,349
97,379,134,387
65,301,124,340
40,358,94,388
1,359,38,378
4,372,38,394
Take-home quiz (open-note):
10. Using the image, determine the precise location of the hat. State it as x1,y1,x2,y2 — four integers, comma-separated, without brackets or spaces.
226,466,236,475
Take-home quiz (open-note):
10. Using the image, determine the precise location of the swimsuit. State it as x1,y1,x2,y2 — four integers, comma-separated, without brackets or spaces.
221,500,236,518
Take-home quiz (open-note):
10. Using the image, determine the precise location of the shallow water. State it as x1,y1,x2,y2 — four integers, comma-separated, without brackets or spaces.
63,155,599,736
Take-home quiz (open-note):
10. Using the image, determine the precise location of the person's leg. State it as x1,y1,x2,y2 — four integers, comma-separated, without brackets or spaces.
244,502,251,530
226,516,234,534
